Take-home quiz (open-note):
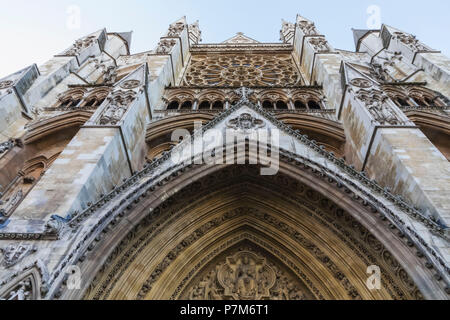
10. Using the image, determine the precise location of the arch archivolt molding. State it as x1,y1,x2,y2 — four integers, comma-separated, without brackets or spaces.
75,166,429,300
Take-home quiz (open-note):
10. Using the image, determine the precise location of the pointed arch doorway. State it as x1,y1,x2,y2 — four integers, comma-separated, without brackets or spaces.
80,165,435,300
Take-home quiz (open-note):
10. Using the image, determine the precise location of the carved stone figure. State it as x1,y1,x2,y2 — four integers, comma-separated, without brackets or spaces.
103,66,118,85
98,90,137,125
355,89,403,125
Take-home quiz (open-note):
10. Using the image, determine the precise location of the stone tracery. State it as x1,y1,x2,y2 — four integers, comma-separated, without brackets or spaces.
183,54,301,87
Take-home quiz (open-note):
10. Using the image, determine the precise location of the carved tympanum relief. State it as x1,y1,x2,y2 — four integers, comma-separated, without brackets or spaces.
184,54,301,87
183,248,311,300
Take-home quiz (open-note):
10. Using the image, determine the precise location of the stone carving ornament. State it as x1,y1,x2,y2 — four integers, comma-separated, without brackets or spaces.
227,113,265,131
308,37,330,52
64,36,96,56
393,32,430,52
0,80,14,89
120,80,141,90
156,39,177,54
167,22,186,37
297,19,318,35
103,66,118,85
98,90,137,125
355,89,402,125
350,78,373,89
187,251,307,300
1,244,37,268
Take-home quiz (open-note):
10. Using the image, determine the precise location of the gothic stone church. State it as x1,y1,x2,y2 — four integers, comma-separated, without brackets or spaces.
0,15,449,300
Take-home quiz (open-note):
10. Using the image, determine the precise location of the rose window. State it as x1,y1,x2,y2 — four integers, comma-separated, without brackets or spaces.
184,54,301,87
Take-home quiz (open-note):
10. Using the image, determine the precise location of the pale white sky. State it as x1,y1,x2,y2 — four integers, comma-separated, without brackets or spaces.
1,0,449,78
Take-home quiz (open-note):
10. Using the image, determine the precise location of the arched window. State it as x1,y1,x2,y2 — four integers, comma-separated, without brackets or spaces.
276,101,289,110
412,97,425,106
308,100,321,110
212,101,224,110
199,101,211,110
180,101,193,110
60,99,82,109
262,100,273,109
294,100,307,109
167,101,180,110
395,97,410,107
424,97,434,106
84,99,97,108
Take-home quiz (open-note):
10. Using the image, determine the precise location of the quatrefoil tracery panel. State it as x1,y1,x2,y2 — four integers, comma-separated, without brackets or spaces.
184,54,302,87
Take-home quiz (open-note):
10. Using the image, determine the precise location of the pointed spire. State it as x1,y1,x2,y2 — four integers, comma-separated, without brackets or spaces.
117,31,133,49
165,16,188,38
280,19,295,44
188,20,202,44
296,14,319,36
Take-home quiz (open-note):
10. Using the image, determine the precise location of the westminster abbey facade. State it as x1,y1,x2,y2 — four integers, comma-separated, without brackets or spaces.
0,15,449,300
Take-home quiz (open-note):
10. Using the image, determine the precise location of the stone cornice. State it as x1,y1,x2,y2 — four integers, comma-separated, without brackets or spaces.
190,43,293,53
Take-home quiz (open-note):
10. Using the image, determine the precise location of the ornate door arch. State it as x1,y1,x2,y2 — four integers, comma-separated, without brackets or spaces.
75,165,441,300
